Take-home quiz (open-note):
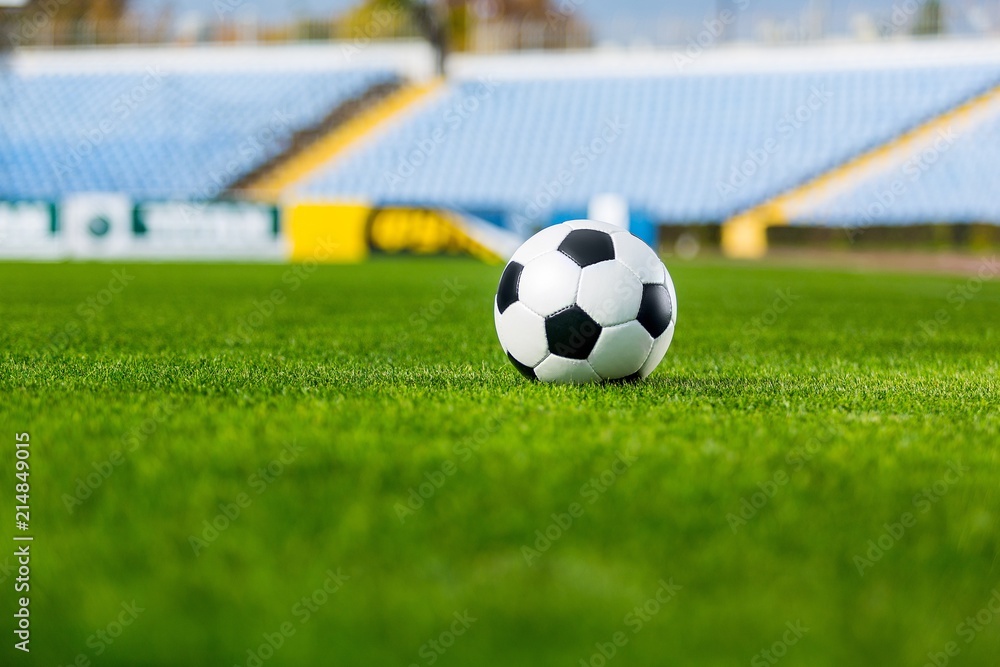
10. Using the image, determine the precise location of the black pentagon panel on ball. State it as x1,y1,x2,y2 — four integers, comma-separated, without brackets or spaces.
506,351,538,381
557,229,615,267
496,261,523,314
545,306,602,360
637,284,673,338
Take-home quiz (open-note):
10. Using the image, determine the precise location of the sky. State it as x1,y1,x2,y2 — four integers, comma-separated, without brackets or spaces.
130,1,993,43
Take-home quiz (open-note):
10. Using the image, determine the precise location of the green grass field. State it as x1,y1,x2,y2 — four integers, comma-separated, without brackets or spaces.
1,257,998,667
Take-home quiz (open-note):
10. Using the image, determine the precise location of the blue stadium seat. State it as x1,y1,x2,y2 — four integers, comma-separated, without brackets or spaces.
298,67,1000,227
792,110,1000,226
0,68,398,200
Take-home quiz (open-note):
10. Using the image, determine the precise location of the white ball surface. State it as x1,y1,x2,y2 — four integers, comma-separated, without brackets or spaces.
587,321,654,380
494,301,548,368
494,220,677,384
576,260,643,327
517,251,581,317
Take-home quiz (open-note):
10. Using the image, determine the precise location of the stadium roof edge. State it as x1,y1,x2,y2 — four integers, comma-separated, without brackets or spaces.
9,38,1000,82
3,41,437,80
447,38,1000,81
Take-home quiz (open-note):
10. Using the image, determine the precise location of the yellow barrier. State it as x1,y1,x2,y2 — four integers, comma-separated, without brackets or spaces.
720,210,772,261
282,203,502,263
285,202,370,263
366,207,501,263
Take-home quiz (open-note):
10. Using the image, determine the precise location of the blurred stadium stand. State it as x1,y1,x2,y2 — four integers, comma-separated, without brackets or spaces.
790,101,1000,227
288,43,1000,247
0,64,399,199
2,39,1000,259
298,64,1000,230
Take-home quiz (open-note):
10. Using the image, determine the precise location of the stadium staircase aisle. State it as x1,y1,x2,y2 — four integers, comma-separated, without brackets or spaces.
235,79,444,201
721,80,1000,258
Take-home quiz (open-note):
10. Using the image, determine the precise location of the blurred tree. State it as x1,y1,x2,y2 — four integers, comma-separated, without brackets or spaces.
0,12,12,52
406,1,451,74
493,0,551,20
18,0,129,21
0,2,27,50
912,0,944,35
1,0,131,48
342,1,454,75
341,0,575,74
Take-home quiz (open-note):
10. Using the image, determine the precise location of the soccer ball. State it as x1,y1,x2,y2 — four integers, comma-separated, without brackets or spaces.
494,219,676,383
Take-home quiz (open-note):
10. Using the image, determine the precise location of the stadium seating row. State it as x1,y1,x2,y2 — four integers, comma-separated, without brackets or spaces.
793,108,1000,226
2,62,999,229
0,69,398,199
300,67,1000,227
